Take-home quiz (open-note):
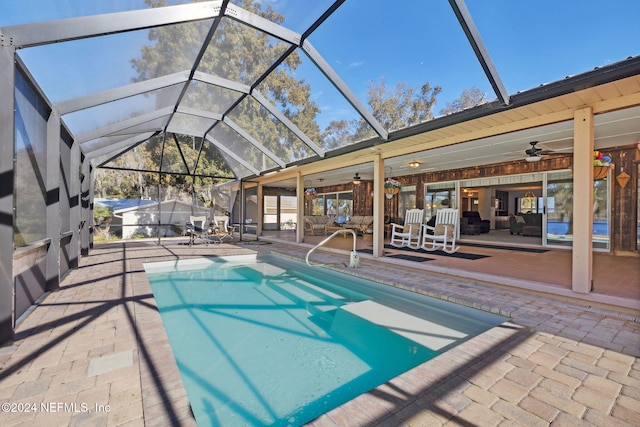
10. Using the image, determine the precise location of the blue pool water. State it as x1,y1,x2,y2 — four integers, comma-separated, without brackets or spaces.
144,254,506,426
547,220,609,236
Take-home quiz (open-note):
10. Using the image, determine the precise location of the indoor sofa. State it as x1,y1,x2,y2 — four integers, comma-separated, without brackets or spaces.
461,211,490,233
509,213,542,236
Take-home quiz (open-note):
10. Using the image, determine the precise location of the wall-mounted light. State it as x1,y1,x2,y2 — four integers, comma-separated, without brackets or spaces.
409,161,420,169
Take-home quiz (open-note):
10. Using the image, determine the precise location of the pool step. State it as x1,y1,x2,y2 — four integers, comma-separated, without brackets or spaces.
265,276,350,311
339,300,468,351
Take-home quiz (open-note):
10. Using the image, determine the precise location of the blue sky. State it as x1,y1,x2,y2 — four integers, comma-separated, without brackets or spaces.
3,0,640,132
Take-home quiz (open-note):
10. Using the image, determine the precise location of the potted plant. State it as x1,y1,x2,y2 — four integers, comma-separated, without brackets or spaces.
593,151,612,180
304,187,317,199
384,178,402,198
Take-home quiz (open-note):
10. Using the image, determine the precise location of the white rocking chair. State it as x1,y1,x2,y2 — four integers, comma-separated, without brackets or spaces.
421,208,460,254
390,209,424,249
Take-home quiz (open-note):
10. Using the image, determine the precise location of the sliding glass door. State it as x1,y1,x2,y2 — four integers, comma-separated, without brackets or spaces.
546,170,610,250
546,172,572,247
424,181,456,221
423,170,612,250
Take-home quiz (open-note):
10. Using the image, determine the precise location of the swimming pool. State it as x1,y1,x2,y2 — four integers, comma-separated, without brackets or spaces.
144,254,506,426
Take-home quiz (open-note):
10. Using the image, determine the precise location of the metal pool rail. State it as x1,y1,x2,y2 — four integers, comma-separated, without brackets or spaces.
305,228,359,268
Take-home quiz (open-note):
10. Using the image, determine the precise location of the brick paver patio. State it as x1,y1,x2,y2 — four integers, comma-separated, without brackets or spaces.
0,239,638,426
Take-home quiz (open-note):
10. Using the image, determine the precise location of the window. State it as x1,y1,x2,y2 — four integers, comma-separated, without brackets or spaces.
398,185,416,220
337,192,353,218
312,191,352,218
424,182,456,220
263,194,298,231
263,195,278,231
310,194,324,216
280,196,297,230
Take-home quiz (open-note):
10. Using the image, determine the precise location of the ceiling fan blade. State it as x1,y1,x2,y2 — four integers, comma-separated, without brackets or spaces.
525,141,542,156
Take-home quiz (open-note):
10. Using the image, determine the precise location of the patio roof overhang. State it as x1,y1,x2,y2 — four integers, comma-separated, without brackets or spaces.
252,64,640,187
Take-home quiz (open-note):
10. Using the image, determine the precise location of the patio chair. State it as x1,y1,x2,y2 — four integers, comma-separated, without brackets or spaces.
390,209,424,249
421,208,459,254
213,216,237,243
185,215,210,246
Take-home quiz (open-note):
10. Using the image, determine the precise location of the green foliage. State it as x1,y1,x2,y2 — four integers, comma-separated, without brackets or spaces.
439,87,486,115
100,0,476,194
132,0,321,171
93,204,112,221
362,78,441,133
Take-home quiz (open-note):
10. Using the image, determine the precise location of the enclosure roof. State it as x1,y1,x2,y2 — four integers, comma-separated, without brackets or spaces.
3,1,640,182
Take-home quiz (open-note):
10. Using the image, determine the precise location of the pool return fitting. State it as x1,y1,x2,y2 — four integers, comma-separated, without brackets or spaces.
306,229,359,268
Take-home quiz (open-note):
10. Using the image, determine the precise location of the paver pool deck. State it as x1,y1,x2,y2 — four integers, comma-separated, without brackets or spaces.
0,239,638,426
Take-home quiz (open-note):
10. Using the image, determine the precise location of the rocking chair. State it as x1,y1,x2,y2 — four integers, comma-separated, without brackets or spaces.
390,209,424,249
421,208,459,254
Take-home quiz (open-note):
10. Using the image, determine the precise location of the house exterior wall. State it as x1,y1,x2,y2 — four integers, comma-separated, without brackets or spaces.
119,203,207,239
306,145,637,254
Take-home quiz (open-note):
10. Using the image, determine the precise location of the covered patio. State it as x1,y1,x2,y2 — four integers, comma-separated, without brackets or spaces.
263,231,639,305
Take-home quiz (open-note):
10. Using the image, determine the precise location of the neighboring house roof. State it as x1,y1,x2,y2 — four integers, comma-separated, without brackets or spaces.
95,198,155,212
111,199,202,215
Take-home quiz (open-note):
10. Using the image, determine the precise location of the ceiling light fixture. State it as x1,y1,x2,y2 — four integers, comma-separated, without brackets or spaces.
409,161,420,169
525,155,541,162
352,173,361,185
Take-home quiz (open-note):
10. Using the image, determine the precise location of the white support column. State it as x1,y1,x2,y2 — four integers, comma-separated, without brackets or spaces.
572,107,594,293
296,174,304,243
373,156,385,257
0,45,16,344
46,110,61,291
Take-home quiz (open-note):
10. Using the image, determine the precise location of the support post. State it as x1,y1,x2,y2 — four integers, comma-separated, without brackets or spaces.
296,174,304,243
256,183,263,237
46,110,61,291
80,157,91,256
0,45,16,345
572,107,594,293
373,156,385,257
69,138,80,268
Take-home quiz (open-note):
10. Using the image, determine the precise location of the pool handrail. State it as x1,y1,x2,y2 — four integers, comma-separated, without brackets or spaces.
306,228,359,268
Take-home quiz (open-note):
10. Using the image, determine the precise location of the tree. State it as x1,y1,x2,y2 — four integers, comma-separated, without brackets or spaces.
439,86,486,115
132,0,321,168
352,78,441,140
322,119,358,150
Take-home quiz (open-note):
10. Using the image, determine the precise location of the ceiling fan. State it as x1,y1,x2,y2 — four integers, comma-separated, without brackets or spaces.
524,141,568,162
352,173,362,184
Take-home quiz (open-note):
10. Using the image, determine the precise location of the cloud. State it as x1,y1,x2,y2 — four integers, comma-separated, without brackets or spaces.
348,61,365,69
310,90,324,102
